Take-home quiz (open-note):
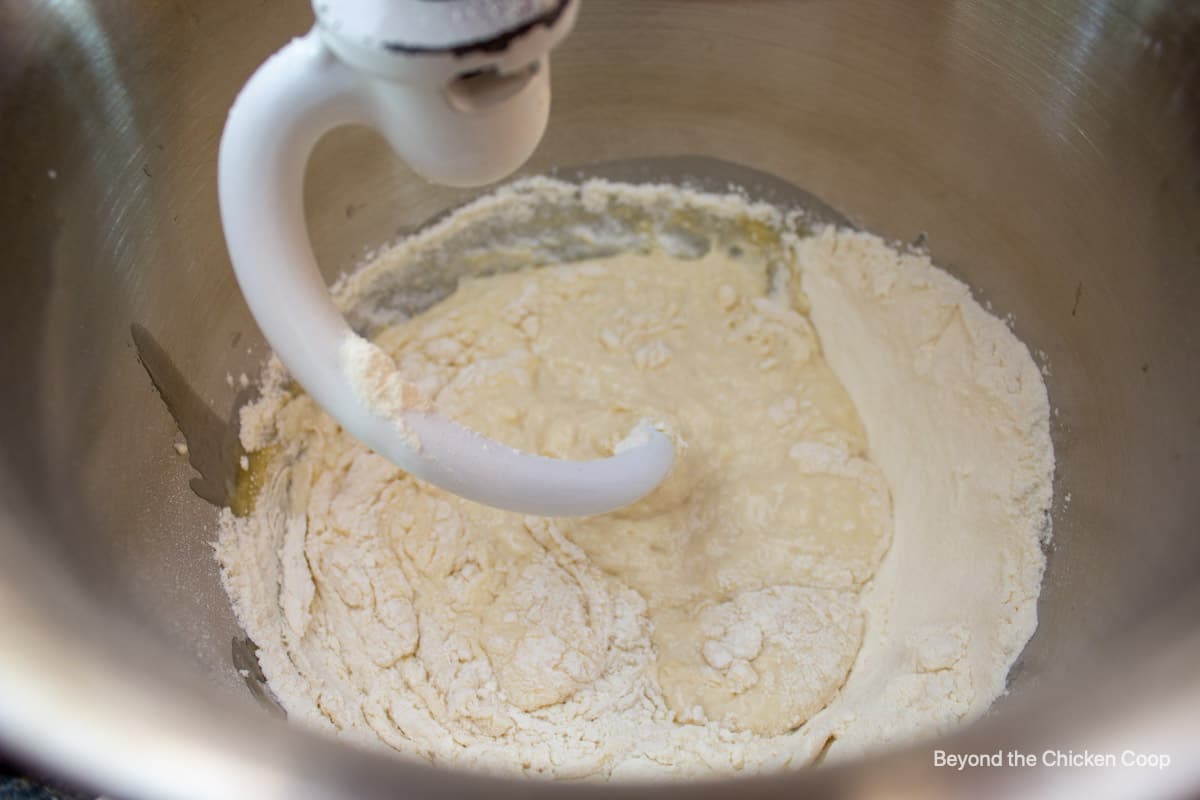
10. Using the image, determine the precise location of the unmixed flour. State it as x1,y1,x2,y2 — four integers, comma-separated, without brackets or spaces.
215,179,1053,778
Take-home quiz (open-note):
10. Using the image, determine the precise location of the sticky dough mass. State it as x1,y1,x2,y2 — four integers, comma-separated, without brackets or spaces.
222,248,892,773
217,206,1052,778
395,252,893,733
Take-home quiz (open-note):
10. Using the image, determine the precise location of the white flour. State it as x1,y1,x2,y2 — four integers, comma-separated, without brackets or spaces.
215,178,1052,778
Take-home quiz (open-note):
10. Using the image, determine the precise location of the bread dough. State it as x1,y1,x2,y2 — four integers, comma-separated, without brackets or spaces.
220,247,889,773
216,178,1052,779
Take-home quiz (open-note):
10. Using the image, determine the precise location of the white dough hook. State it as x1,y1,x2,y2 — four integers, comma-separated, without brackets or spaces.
218,0,674,516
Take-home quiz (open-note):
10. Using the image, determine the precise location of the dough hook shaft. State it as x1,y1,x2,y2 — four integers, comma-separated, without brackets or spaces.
218,2,674,515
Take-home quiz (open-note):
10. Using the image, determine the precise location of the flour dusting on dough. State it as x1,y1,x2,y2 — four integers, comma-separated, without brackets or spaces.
216,178,1052,778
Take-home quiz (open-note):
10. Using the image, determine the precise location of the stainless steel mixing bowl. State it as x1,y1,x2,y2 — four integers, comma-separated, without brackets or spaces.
2,1,1199,798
